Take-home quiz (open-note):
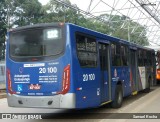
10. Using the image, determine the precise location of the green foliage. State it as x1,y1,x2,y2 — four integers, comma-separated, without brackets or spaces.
0,0,7,59
10,0,44,26
0,0,44,59
0,0,149,60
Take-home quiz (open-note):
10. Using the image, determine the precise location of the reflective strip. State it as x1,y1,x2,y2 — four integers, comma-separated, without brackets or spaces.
132,91,138,95
100,100,112,106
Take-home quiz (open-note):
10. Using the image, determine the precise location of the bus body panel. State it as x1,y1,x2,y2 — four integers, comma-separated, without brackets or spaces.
69,24,155,108
6,24,76,108
111,67,131,97
6,57,70,96
69,25,101,108
7,93,76,108
69,24,132,108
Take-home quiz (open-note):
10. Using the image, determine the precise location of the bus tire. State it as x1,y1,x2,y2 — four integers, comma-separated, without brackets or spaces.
111,85,123,108
157,80,160,84
144,78,151,93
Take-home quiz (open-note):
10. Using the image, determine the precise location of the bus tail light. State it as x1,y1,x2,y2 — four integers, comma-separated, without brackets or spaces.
7,69,16,94
57,64,70,95
157,69,160,74
156,69,160,80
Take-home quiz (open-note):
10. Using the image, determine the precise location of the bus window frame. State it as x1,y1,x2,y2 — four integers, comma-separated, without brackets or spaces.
111,42,129,67
9,25,66,62
75,32,98,68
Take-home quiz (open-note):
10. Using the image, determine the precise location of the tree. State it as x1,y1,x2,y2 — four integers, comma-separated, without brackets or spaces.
11,0,44,27
0,0,7,59
0,0,44,60
41,0,76,23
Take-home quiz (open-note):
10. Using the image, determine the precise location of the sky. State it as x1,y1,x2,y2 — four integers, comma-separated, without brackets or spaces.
38,0,49,5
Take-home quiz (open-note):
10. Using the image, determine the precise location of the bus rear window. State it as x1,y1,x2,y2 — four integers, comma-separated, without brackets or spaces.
76,33,97,67
10,27,64,57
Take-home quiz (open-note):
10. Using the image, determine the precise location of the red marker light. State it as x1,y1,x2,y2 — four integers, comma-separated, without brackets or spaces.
7,69,16,94
57,64,70,94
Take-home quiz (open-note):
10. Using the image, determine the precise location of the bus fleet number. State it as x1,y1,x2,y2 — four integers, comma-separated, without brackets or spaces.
83,74,95,81
39,67,57,74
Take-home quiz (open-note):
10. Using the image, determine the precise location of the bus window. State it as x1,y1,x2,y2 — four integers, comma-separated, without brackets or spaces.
138,50,144,66
121,45,128,66
10,27,63,58
147,51,152,66
111,43,121,66
76,33,97,67
143,50,147,66
99,43,108,70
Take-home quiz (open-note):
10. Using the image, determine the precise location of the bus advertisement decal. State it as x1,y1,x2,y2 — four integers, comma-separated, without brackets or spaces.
14,74,30,83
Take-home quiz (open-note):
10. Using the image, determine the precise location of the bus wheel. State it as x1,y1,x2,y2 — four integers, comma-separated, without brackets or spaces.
157,80,160,84
144,78,151,93
111,85,123,108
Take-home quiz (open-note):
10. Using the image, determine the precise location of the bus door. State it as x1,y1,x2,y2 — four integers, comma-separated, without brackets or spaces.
130,49,138,94
99,42,111,103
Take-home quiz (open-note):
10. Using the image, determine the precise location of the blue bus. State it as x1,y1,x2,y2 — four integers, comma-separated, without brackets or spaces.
6,23,156,109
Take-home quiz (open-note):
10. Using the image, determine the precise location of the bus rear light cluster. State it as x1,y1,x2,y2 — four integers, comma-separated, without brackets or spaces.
157,69,160,73
57,64,70,95
7,69,16,94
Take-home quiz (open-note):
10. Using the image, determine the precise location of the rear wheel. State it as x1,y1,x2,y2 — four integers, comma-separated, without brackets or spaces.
157,79,160,84
111,85,123,108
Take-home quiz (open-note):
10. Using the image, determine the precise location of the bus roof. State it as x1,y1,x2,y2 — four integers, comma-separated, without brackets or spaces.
9,22,154,52
67,23,154,52
9,23,64,32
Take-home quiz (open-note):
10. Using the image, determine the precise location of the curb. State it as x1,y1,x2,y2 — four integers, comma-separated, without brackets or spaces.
0,93,6,99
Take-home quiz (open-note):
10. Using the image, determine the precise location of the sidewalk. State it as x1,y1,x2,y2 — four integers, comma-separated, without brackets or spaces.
0,84,6,89
0,89,6,99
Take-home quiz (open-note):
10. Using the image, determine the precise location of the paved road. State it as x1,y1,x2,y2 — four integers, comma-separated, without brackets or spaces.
0,86,160,122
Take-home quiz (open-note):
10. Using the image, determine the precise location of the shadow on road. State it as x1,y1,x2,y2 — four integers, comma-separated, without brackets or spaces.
43,87,157,119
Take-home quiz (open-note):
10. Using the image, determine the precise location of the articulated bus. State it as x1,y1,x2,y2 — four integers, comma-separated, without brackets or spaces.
6,23,156,109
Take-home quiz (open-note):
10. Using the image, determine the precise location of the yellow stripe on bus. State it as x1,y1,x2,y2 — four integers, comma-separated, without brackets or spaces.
132,91,138,95
100,100,112,106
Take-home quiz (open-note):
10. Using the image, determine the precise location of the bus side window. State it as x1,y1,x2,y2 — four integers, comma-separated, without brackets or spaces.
143,50,147,66
146,51,152,66
76,33,97,68
111,43,122,66
138,50,144,66
111,44,116,66
121,45,128,66
116,44,121,66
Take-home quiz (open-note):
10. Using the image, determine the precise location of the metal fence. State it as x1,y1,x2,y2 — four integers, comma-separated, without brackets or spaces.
0,61,5,89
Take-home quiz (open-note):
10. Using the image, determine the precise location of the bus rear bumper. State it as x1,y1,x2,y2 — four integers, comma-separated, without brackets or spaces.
7,93,76,109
